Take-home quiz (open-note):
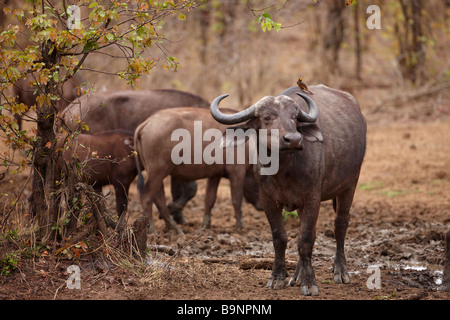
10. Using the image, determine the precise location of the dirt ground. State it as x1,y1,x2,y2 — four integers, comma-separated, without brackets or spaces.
1,114,449,301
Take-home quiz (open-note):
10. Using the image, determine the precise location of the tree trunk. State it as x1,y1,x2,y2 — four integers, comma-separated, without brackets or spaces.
354,1,362,80
410,0,425,83
322,0,346,75
198,3,210,65
32,41,60,242
396,0,425,84
132,215,149,260
33,103,58,241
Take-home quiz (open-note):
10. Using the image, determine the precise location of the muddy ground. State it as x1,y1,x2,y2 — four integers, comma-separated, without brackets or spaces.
0,117,449,301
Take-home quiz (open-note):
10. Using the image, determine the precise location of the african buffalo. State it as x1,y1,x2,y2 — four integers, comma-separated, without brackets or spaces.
57,130,137,227
60,89,210,133
134,107,260,235
210,85,367,296
60,89,211,224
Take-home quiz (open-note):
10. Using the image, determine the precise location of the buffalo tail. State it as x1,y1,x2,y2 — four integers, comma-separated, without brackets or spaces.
134,132,145,197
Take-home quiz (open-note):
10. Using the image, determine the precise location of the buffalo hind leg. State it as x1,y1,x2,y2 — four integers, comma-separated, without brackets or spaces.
202,176,220,229
152,183,184,235
333,180,358,284
139,172,176,234
139,178,157,234
264,198,288,290
288,201,320,296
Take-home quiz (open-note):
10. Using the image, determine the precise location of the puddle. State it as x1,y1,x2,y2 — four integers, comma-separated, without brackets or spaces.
386,261,445,288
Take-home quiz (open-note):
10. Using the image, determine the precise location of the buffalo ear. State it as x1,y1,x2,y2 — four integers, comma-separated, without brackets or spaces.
297,123,323,142
220,120,258,149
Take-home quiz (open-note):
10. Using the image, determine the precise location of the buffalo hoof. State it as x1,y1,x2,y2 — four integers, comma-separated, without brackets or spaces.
288,269,319,296
147,221,158,235
333,263,350,284
266,274,286,290
159,212,187,224
236,218,245,230
289,280,319,296
201,216,211,229
166,223,184,235
115,215,127,234
105,211,117,229
300,284,319,296
168,203,187,224
172,211,187,225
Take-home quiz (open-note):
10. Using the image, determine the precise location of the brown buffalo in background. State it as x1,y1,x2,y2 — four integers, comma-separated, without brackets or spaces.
60,89,211,224
134,107,260,235
56,129,137,229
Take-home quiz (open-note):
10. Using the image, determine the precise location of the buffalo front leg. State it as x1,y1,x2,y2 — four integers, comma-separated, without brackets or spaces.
169,179,197,224
228,173,245,229
202,176,220,229
288,202,320,296
92,185,116,230
264,199,288,290
113,182,130,232
333,181,359,284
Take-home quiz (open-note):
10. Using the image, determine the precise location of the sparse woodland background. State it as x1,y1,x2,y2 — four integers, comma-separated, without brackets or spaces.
2,0,446,113
0,0,449,252
80,0,449,117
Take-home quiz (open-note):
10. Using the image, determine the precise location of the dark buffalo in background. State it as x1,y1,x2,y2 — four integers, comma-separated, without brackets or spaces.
60,89,210,133
60,89,261,225
60,89,210,224
211,85,367,296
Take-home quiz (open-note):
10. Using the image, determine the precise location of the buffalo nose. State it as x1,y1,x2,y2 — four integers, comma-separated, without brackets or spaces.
283,132,303,148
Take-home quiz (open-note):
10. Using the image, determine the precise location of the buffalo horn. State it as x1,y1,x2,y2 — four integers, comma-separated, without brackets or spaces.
296,92,319,123
210,94,257,124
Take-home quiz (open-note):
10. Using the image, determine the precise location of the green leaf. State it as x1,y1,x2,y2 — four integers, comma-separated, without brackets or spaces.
261,22,266,32
82,40,98,52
